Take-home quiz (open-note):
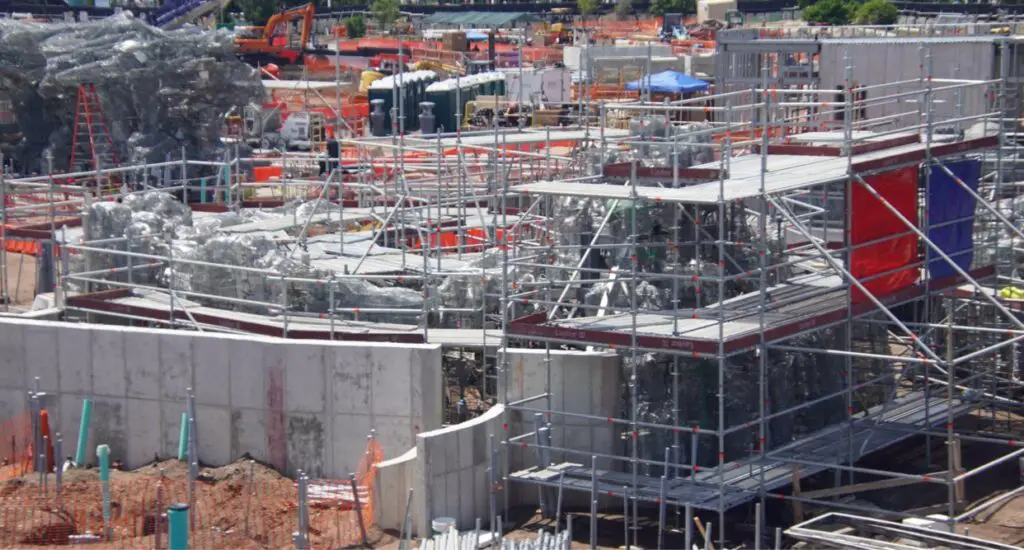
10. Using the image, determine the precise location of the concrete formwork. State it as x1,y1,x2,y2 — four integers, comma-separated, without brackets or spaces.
0,317,443,477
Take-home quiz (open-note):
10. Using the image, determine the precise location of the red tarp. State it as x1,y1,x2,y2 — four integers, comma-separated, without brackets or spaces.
850,166,919,304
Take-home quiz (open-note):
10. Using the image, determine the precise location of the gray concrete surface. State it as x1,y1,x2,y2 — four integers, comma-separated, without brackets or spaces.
375,405,504,537
0,317,443,478
500,348,621,506
375,349,621,535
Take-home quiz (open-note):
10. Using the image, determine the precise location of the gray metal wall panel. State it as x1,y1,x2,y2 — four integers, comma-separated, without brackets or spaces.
818,41,995,126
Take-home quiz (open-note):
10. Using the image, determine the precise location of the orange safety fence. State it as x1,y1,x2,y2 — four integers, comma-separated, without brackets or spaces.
671,40,717,55
302,57,366,76
571,85,640,101
0,438,384,549
410,224,553,253
0,409,32,481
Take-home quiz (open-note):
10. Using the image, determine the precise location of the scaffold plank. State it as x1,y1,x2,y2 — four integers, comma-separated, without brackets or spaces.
63,289,502,347
508,390,976,511
507,265,995,353
510,135,998,204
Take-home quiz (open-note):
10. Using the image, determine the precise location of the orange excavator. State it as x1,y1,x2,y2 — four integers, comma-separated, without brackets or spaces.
235,3,326,66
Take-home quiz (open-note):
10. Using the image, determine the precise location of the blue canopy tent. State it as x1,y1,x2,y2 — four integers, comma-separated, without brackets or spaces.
626,71,710,94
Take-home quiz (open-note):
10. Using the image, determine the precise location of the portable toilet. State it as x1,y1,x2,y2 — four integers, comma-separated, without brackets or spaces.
495,72,507,96
426,79,454,134
368,76,395,134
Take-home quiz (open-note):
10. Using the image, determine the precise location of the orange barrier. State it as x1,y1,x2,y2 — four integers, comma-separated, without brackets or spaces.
254,166,283,182
4,238,42,256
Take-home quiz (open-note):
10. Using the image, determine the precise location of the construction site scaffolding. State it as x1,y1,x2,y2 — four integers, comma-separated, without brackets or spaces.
496,35,1024,550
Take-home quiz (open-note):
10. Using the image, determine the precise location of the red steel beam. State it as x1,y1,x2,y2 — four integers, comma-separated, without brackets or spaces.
753,144,842,157
65,292,427,343
603,163,725,182
852,136,998,173
848,134,920,155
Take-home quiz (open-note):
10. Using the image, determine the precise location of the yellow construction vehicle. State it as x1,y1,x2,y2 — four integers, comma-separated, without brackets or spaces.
411,59,460,80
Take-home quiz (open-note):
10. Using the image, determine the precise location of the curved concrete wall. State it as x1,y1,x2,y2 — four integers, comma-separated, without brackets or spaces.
374,348,622,536
375,404,505,537
0,317,443,478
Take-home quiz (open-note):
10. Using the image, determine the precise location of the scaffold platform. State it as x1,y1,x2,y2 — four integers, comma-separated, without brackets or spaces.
507,265,996,354
508,390,976,511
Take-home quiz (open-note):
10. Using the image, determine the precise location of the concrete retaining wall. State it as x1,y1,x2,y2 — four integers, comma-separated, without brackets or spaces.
374,405,504,538
375,349,621,535
0,317,443,478
501,348,621,507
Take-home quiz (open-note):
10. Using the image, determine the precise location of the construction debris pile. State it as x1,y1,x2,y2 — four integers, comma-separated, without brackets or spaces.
0,13,263,172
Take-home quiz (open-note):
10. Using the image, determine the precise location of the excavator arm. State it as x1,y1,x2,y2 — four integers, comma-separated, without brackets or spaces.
261,3,315,45
235,3,315,66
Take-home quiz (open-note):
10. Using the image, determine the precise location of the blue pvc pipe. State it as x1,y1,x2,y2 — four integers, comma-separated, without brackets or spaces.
74,399,92,466
168,503,189,550
97,444,111,538
178,413,188,461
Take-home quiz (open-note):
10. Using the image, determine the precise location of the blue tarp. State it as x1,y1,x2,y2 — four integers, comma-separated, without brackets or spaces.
466,32,489,41
625,70,709,94
927,159,981,279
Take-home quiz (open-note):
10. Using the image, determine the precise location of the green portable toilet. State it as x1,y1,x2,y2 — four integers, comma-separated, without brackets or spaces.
368,76,396,135
426,80,450,134
496,72,507,96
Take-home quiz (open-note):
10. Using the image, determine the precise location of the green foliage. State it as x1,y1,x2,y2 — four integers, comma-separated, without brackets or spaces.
343,14,367,38
802,0,854,25
371,0,401,28
649,0,695,17
230,0,277,26
228,0,365,27
614,0,634,18
578,0,599,15
853,0,898,24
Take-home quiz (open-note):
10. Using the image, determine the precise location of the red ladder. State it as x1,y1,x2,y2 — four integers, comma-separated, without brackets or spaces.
68,83,119,190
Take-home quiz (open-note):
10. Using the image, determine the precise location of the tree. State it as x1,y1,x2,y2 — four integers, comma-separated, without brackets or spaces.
370,0,400,29
649,0,694,17
853,0,898,24
343,14,367,38
577,0,598,16
802,0,854,25
231,0,277,25
614,0,634,19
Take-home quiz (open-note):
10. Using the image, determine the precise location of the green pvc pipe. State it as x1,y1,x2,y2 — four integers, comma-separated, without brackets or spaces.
223,166,232,204
168,503,189,550
177,413,188,461
97,444,111,538
200,178,207,204
74,399,92,466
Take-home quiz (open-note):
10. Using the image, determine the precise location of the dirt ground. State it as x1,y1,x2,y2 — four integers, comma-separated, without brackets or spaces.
0,458,380,549
2,252,36,307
